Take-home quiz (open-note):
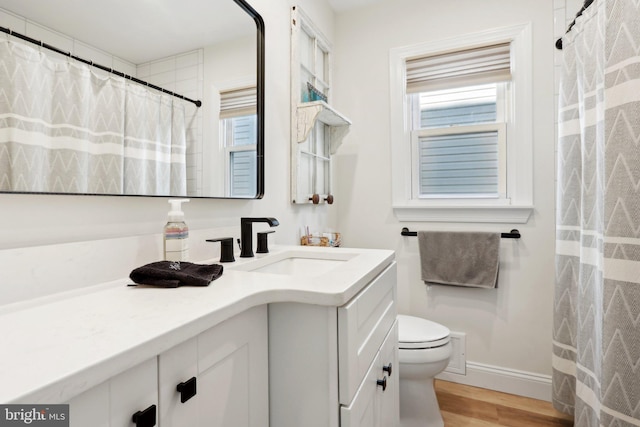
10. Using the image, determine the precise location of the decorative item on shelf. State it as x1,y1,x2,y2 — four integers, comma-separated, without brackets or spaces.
300,230,341,247
306,82,327,102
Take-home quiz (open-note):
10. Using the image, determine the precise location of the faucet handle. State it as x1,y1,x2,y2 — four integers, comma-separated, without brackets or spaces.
256,230,275,254
206,237,236,263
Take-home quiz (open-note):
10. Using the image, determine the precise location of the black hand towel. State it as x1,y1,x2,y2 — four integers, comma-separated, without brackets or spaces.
129,261,224,288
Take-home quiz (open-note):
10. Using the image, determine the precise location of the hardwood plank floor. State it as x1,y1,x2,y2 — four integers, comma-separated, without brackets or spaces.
434,380,574,427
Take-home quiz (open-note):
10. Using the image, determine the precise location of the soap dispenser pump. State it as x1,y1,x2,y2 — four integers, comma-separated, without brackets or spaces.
164,199,190,261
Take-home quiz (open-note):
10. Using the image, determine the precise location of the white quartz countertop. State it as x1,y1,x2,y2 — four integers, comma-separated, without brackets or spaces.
0,245,394,404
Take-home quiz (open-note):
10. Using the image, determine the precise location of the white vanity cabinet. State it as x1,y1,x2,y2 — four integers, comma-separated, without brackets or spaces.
269,261,399,427
66,306,268,427
158,304,269,427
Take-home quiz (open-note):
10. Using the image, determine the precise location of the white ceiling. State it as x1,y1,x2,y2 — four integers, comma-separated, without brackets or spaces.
0,0,254,64
0,0,386,64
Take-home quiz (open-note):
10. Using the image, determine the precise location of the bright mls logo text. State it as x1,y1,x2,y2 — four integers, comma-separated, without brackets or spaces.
0,405,68,426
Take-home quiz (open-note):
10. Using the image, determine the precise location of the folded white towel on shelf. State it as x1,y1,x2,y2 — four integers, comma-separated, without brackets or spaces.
417,231,500,289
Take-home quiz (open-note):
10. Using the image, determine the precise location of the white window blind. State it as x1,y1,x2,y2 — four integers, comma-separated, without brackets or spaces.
406,42,511,93
220,87,256,119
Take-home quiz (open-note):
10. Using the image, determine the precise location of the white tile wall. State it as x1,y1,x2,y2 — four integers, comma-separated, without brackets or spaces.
0,8,136,76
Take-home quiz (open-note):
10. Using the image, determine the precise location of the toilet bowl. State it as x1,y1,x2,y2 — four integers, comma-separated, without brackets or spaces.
398,314,452,427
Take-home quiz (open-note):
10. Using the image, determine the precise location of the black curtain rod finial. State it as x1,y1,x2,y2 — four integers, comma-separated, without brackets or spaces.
557,0,596,50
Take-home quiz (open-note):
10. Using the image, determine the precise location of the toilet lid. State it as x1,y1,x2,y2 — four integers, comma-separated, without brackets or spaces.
398,315,450,349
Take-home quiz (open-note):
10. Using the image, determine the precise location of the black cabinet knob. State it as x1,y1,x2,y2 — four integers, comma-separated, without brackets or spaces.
132,405,156,427
177,377,197,403
383,363,392,376
377,376,387,391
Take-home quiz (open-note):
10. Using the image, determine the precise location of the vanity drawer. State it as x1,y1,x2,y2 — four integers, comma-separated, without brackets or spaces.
340,321,399,427
338,262,397,405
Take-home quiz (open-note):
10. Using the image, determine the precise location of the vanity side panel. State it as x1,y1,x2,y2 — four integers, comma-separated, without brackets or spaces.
268,302,339,427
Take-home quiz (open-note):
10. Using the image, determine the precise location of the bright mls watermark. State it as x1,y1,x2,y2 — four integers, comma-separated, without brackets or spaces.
0,405,68,426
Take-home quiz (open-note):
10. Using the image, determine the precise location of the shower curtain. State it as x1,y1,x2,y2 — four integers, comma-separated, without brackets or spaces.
554,0,640,425
0,39,187,195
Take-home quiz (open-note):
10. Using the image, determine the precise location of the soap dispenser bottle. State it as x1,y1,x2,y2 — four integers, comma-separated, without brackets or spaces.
164,199,190,261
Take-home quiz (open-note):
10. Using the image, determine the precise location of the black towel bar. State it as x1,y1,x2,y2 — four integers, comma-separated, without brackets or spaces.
400,227,521,239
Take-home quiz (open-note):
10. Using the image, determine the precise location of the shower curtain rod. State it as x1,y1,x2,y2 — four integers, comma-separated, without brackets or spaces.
0,25,202,107
555,0,595,50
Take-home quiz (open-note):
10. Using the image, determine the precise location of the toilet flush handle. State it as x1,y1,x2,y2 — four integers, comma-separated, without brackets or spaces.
377,376,387,391
383,363,392,376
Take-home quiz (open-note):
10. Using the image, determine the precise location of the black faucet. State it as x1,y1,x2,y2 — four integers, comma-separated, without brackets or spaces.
240,217,279,258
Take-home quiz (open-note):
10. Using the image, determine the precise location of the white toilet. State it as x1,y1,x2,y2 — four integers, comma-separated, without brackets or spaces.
398,314,452,427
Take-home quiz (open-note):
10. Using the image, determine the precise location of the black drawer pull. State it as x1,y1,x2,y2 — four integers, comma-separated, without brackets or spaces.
177,377,197,403
377,376,387,391
132,404,156,427
383,363,392,377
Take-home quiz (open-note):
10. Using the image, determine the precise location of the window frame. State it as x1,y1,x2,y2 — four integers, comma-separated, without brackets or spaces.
409,82,508,200
220,106,257,198
389,24,534,223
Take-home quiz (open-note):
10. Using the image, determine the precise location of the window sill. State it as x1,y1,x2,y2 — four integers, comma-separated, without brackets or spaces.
393,204,533,223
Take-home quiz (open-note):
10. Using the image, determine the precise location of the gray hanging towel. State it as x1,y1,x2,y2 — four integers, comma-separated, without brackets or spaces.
417,231,500,288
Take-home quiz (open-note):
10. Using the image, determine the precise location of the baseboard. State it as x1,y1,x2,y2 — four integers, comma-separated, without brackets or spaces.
436,361,552,402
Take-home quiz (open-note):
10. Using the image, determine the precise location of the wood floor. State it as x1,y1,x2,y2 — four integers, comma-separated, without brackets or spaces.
434,380,574,427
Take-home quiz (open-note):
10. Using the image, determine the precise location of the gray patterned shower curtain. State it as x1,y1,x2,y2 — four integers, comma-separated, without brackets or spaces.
0,39,187,195
554,0,640,425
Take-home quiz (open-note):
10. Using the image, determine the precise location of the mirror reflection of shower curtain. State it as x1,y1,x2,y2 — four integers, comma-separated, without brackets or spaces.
0,39,187,195
123,83,187,196
554,0,640,425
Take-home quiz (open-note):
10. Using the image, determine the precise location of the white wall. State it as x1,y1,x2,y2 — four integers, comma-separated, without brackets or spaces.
0,0,337,303
333,0,557,396
1,0,584,401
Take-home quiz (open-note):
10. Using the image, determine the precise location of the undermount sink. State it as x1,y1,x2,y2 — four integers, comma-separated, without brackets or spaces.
233,250,356,277
252,257,345,276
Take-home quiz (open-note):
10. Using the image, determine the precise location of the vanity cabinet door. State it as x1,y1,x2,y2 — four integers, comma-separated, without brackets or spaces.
66,381,109,427
66,358,158,427
340,322,399,427
338,262,397,405
196,305,268,427
159,337,199,426
377,322,399,427
110,357,159,427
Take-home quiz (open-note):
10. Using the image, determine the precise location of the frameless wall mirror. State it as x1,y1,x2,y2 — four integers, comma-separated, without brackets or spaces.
0,0,264,199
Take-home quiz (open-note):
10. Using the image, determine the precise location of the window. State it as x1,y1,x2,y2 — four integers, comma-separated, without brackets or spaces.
299,18,330,102
411,86,507,199
220,87,257,197
390,24,533,223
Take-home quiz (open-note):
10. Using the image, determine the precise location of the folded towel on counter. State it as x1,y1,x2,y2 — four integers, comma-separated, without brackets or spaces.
418,231,500,289
129,261,223,288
